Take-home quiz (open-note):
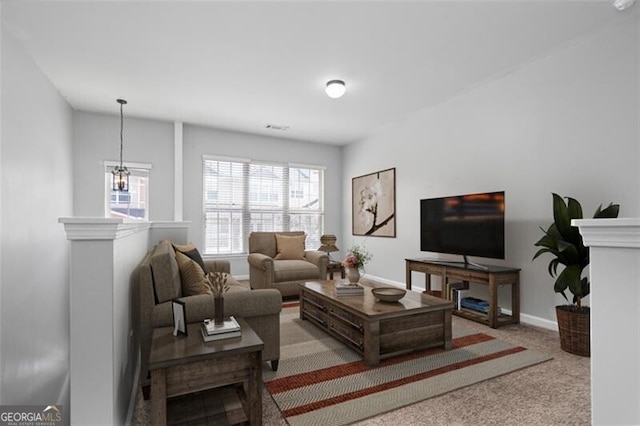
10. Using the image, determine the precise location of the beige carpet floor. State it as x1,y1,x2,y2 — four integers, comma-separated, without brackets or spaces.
133,306,590,426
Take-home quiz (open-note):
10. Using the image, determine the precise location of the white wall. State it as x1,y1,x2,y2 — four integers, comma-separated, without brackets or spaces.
73,111,175,220
342,17,639,325
1,25,73,415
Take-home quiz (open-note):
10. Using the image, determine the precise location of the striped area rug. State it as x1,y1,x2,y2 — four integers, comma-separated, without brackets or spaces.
263,304,552,425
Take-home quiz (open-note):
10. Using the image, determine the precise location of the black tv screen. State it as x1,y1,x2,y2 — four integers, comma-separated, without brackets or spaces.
420,191,505,259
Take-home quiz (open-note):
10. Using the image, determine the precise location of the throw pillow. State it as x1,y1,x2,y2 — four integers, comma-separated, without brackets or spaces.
274,233,306,260
173,242,207,272
175,251,212,297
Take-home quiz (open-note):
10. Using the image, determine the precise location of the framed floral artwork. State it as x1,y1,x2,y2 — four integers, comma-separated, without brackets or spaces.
352,167,396,237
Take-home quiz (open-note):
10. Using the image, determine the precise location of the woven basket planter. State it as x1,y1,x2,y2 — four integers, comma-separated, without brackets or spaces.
556,305,590,357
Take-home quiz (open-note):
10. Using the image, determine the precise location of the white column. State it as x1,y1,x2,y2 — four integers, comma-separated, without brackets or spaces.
59,218,151,425
573,218,640,425
174,121,183,222
59,218,191,424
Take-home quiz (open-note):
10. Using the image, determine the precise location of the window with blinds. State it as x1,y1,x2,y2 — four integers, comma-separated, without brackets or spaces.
104,162,151,220
203,156,324,255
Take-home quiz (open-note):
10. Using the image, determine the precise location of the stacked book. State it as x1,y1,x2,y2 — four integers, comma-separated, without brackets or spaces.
201,316,241,342
452,288,471,310
460,297,501,316
335,281,364,296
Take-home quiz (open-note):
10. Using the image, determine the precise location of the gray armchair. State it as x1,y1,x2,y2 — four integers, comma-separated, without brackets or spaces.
247,231,329,297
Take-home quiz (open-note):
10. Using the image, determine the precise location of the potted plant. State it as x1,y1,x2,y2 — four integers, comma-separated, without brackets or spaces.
533,193,619,356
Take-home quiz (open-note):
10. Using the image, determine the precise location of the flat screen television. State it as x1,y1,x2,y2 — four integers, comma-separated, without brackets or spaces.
420,191,505,262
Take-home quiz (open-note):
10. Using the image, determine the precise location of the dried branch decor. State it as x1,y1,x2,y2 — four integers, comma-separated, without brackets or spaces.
206,271,229,298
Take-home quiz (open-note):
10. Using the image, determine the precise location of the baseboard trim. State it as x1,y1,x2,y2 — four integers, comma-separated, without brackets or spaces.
363,274,558,332
519,313,558,331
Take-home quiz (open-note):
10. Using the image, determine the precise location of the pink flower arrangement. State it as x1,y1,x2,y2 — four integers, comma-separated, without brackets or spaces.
343,255,361,269
341,245,372,270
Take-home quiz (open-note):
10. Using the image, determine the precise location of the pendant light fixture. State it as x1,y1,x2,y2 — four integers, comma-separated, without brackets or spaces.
325,79,346,99
112,98,130,192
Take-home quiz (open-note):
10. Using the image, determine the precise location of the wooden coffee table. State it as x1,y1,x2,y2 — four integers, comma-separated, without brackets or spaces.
148,317,263,425
299,280,453,366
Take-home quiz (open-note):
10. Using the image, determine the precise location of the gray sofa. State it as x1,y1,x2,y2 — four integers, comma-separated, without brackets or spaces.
137,240,282,385
247,231,329,298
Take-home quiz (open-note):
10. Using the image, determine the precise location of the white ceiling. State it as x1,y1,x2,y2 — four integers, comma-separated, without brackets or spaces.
2,1,630,145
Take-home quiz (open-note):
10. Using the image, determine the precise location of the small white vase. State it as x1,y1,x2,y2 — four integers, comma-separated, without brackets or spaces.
346,267,360,284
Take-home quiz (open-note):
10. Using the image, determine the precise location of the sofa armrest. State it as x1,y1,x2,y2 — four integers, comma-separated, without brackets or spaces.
247,253,273,271
203,259,231,274
305,250,329,278
248,253,274,290
153,289,281,326
224,289,282,317
305,250,329,267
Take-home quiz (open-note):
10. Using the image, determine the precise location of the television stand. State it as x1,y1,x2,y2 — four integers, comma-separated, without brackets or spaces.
462,255,489,270
405,258,520,328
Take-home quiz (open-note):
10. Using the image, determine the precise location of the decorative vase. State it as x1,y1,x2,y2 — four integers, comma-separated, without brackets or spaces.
346,267,360,284
214,296,225,325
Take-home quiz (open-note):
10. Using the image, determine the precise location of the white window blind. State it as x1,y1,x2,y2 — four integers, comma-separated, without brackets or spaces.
203,157,324,255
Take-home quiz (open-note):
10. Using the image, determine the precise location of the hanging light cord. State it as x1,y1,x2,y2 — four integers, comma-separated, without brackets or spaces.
118,99,126,168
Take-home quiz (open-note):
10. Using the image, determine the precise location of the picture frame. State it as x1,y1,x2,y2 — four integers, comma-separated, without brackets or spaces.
352,167,396,237
172,299,187,336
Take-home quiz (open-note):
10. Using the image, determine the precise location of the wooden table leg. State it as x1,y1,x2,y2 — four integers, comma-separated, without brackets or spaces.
512,274,520,324
150,368,167,426
443,308,452,350
363,321,380,366
489,275,498,329
248,351,262,425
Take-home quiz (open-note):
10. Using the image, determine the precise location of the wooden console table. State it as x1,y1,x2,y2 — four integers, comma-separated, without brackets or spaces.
405,259,520,328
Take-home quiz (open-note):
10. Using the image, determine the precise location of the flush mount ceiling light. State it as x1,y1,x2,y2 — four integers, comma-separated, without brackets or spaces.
613,0,635,10
325,80,346,99
111,98,130,192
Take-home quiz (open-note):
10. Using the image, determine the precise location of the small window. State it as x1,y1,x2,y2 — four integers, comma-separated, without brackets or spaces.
104,161,151,220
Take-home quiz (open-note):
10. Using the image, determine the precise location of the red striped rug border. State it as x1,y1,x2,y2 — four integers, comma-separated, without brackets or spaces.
278,345,526,418
267,333,494,394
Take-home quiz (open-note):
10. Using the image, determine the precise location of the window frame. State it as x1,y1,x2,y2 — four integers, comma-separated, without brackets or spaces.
104,160,152,220
202,155,325,256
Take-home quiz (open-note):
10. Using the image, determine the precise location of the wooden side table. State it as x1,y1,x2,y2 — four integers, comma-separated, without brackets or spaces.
149,317,264,425
327,261,345,280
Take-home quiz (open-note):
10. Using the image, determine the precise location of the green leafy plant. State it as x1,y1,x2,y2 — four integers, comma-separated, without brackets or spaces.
533,193,619,309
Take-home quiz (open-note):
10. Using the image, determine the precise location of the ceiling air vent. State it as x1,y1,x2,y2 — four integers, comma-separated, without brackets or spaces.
265,124,289,131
